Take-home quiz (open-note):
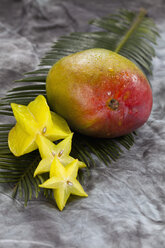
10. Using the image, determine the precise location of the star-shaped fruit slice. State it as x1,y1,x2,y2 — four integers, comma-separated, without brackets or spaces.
39,156,88,211
8,95,71,156
34,133,86,177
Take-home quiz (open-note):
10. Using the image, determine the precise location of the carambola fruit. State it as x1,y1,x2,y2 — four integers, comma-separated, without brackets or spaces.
8,95,71,156
39,156,88,211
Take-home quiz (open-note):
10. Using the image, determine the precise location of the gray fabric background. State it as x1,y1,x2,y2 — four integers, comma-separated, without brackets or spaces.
0,0,165,247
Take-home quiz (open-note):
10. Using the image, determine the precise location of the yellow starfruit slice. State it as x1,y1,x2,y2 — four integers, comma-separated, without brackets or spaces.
39,156,88,211
8,95,71,156
34,133,86,177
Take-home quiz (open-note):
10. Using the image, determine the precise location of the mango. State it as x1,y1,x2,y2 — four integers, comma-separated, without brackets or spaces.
46,48,152,138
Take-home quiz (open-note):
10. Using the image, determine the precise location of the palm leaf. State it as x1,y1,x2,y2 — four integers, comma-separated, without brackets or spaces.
0,9,158,204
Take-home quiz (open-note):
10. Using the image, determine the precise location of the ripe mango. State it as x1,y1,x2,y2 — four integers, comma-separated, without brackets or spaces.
46,48,152,138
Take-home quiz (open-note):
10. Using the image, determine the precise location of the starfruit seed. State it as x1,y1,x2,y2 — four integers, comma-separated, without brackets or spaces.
67,180,73,186
52,151,56,156
42,127,47,134
58,150,64,157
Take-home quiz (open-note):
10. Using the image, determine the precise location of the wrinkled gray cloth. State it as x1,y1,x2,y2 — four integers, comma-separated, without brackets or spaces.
0,0,165,247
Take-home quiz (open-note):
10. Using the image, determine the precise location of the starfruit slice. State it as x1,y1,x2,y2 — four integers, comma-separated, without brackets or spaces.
34,133,86,177
8,95,71,156
39,156,88,211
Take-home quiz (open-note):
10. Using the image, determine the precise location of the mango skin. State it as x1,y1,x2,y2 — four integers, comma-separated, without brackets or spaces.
46,48,152,138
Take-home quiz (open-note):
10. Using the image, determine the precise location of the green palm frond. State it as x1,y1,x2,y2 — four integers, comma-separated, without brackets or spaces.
90,9,158,62
0,124,51,205
0,9,158,204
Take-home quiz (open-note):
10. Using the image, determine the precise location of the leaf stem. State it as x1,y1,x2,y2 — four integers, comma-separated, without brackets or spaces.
115,8,146,53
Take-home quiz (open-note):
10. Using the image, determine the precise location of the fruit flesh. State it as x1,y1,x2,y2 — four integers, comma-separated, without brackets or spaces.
8,95,71,156
46,48,152,138
34,133,86,177
39,156,88,211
